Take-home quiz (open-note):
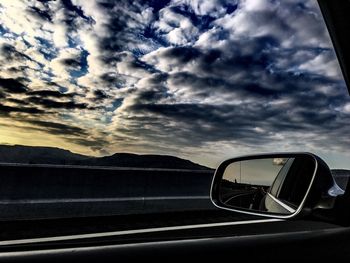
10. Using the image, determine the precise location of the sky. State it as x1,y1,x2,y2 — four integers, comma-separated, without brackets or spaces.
223,158,285,186
0,0,349,169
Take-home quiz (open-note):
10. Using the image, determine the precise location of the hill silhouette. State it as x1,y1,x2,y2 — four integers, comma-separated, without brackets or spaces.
0,145,212,170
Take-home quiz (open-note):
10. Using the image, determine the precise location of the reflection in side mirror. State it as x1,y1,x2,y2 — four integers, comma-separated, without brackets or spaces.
211,153,338,219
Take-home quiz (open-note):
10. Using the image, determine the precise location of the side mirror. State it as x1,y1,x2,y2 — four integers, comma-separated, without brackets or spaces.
210,153,342,219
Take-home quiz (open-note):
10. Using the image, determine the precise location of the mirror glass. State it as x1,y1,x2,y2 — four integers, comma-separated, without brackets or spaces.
219,156,316,215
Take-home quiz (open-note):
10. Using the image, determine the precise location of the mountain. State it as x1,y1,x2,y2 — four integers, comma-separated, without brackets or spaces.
0,145,88,165
331,169,350,190
331,169,350,176
75,153,211,170
0,145,212,170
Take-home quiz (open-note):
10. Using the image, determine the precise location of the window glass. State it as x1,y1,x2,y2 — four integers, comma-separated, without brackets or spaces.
0,1,349,220
0,0,348,169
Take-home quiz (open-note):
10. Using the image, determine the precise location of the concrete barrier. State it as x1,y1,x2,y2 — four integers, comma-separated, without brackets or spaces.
0,163,216,220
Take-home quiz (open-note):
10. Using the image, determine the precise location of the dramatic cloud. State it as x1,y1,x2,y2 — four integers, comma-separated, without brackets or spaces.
0,77,28,93
0,0,349,168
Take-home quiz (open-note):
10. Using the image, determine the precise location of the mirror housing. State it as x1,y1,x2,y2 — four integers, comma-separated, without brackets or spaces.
210,153,340,219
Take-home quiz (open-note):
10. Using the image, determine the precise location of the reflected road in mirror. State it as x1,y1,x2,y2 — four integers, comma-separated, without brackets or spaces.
219,156,316,215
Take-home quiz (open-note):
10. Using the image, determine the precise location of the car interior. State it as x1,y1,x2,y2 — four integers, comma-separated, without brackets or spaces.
0,0,349,261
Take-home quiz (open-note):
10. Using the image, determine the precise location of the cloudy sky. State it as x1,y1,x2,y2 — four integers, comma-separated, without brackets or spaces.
0,0,349,168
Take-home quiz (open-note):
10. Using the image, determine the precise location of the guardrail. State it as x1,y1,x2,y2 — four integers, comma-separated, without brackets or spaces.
0,163,216,220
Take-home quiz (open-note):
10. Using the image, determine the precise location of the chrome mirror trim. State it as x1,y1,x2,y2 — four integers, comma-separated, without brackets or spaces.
210,152,319,219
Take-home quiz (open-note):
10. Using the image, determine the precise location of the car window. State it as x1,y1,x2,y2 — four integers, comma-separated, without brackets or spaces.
0,0,349,221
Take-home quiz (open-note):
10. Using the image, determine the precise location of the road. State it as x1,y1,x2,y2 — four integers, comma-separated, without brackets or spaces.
223,190,257,204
